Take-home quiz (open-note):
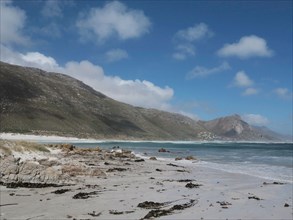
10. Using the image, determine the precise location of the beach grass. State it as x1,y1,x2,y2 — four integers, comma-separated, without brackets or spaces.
0,140,50,154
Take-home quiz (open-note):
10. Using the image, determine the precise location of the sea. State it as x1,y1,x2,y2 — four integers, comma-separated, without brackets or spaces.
72,141,293,184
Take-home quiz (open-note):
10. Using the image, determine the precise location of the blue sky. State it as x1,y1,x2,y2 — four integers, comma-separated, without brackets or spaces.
0,0,292,135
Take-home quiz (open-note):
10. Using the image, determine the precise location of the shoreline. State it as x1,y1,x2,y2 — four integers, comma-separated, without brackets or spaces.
1,132,292,144
0,140,292,219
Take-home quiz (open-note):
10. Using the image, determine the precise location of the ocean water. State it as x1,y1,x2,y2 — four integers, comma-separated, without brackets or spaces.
74,141,293,183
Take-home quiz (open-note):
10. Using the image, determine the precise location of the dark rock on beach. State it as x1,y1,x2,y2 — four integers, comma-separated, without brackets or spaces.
138,201,166,209
185,182,202,188
72,191,99,199
52,189,71,194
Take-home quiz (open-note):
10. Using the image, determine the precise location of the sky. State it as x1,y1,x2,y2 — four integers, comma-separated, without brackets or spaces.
0,0,292,135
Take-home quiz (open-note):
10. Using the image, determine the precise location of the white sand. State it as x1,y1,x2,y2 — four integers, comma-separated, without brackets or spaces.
1,153,292,220
0,133,99,143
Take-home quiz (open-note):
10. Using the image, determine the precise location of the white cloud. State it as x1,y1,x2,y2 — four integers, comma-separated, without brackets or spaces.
21,52,59,68
274,88,288,96
41,0,62,18
187,62,230,79
172,53,186,60
242,87,259,96
106,49,128,62
0,45,173,110
172,23,212,60
172,44,195,60
175,23,213,42
0,1,29,45
241,114,269,126
217,35,273,59
76,1,151,42
273,87,292,100
233,71,254,87
0,44,59,71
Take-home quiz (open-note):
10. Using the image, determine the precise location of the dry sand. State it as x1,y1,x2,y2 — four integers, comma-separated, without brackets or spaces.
0,141,292,220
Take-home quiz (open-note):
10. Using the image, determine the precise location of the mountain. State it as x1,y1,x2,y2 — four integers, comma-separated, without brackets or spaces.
198,114,283,141
0,62,284,141
0,62,207,140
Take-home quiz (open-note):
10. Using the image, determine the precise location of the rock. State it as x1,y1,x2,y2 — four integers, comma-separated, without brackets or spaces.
72,191,99,199
38,159,60,167
109,210,124,215
185,182,202,188
216,201,232,206
55,144,76,152
263,181,285,185
158,148,169,153
177,179,195,182
106,168,128,172
0,156,72,187
166,163,180,167
248,196,262,200
61,164,85,176
52,189,71,194
284,203,290,207
149,157,157,160
143,209,171,219
90,168,106,177
0,156,19,176
185,156,196,160
137,201,166,209
170,199,196,210
175,157,182,161
88,211,102,217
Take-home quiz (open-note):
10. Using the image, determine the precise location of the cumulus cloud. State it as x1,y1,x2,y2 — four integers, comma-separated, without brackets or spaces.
0,1,29,45
187,62,230,79
0,45,174,110
242,88,259,96
174,23,213,42
41,0,62,18
273,87,292,100
106,48,128,62
241,114,269,126
0,44,59,71
233,71,254,87
172,53,186,60
76,1,151,42
217,35,273,59
172,44,195,60
172,23,212,60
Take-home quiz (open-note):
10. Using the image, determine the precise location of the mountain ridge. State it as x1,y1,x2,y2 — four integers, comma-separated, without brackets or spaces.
0,62,285,141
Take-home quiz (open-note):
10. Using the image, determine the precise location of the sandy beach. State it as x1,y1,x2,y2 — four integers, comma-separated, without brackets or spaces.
0,140,292,220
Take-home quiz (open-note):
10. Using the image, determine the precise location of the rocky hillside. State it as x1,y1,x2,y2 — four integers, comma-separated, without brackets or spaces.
198,115,283,141
0,62,207,140
0,62,283,141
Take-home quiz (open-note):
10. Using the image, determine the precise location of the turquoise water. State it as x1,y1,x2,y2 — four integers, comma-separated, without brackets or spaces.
73,141,293,183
